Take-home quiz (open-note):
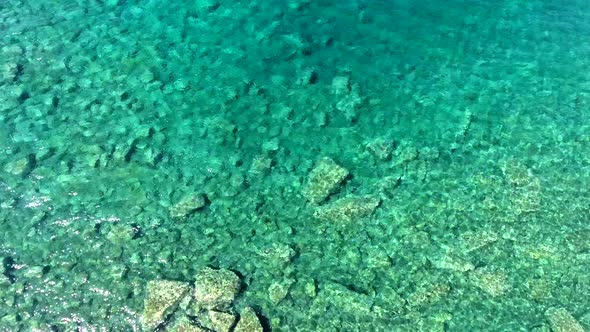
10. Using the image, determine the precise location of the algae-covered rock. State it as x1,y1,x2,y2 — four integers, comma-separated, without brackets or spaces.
142,280,191,330
311,282,374,317
303,157,349,204
366,138,395,161
3,155,34,176
545,307,585,332
256,243,296,268
331,76,351,95
234,307,263,332
268,279,294,304
197,310,237,332
169,194,206,219
430,251,475,272
167,315,207,332
460,230,499,253
194,267,241,310
407,282,451,308
470,268,510,297
193,0,220,12
313,195,380,223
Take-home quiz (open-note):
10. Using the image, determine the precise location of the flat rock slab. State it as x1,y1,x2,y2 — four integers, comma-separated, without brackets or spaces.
234,307,263,332
545,307,585,332
142,280,191,331
194,267,241,310
314,195,380,223
169,194,206,219
303,157,349,204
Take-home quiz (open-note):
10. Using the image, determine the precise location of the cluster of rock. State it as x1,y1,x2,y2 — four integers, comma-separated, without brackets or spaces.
142,267,264,332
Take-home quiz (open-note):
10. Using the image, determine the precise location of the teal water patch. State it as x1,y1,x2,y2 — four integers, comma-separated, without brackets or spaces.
1,0,590,330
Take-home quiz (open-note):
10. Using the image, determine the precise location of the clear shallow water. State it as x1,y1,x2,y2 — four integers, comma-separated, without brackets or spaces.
1,0,589,330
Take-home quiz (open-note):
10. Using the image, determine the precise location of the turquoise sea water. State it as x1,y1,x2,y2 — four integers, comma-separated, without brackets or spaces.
1,0,590,330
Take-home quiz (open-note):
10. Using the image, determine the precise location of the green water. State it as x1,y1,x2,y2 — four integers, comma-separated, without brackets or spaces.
1,0,589,331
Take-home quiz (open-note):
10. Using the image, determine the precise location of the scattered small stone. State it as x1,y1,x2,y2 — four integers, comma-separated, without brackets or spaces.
545,307,585,332
169,194,206,219
194,267,241,310
234,307,263,332
313,195,380,223
470,268,510,297
142,280,191,331
303,157,349,204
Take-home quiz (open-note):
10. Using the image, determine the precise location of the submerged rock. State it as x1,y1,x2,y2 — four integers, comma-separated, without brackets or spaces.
167,315,207,332
3,155,34,176
169,194,206,219
470,268,510,297
142,280,191,330
313,195,380,223
234,307,263,332
545,307,585,332
303,157,349,204
194,267,241,310
197,310,237,332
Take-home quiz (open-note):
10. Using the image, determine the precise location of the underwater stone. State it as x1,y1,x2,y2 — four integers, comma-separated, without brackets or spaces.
460,230,499,253
331,76,350,95
249,154,272,176
194,267,240,310
256,243,296,268
193,0,220,12
198,310,237,332
142,280,191,330
3,155,34,176
430,251,475,272
470,268,510,297
268,279,294,304
234,307,263,332
407,282,451,308
303,157,349,204
169,194,206,219
545,307,585,332
167,315,207,332
313,195,380,223
365,138,395,161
